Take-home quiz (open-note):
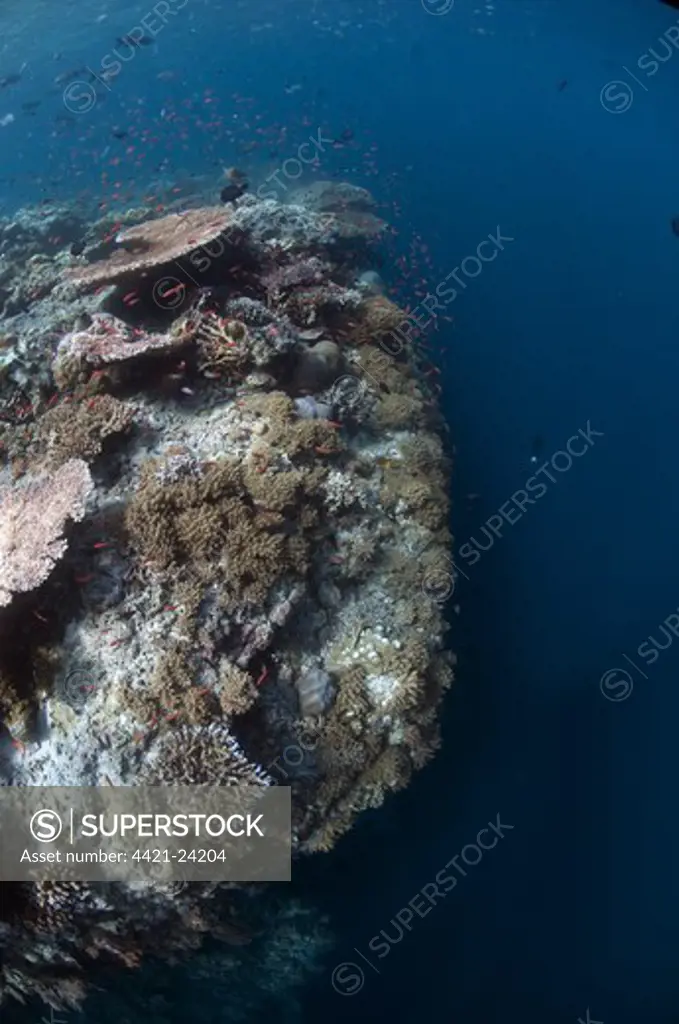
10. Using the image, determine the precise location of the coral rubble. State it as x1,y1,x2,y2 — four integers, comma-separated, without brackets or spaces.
0,183,454,1012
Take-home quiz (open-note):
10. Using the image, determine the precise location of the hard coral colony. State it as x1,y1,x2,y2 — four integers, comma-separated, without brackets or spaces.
0,180,454,1009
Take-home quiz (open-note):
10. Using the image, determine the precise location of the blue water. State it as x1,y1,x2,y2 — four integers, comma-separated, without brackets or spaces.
3,0,679,1020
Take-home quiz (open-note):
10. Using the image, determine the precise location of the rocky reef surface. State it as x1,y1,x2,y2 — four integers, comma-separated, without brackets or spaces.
0,181,454,1013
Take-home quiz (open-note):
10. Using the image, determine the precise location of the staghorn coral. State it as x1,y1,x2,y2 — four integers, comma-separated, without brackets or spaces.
374,392,426,430
0,458,93,607
125,457,244,569
221,519,301,607
244,465,314,511
145,646,220,728
351,342,411,394
125,457,313,607
380,464,449,530
277,418,344,459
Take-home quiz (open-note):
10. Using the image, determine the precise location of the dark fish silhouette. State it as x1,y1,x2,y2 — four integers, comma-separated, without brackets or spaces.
116,33,153,48
53,67,87,85
557,78,568,92
220,184,244,203
111,129,128,139
671,216,679,237
220,167,248,203
331,128,354,150
0,73,21,87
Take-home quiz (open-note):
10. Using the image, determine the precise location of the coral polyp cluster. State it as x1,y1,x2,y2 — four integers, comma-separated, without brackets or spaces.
0,181,453,1011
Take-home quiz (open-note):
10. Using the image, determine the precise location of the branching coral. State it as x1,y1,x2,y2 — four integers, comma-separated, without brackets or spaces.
34,393,134,466
342,294,407,346
125,457,313,606
374,392,426,430
218,659,259,717
141,722,273,786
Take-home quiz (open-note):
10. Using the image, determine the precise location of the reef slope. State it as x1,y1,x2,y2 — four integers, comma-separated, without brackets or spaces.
0,183,454,1009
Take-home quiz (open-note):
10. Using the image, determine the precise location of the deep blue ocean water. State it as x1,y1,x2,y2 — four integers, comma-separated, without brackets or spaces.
3,0,679,1021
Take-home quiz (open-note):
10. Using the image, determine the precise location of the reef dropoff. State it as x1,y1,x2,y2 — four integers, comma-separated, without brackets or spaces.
0,180,454,1012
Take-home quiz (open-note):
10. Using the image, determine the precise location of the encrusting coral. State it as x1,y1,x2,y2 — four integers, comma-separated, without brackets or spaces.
0,181,454,1012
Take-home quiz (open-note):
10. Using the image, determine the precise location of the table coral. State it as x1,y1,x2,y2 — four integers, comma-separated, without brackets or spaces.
65,207,234,288
0,459,93,607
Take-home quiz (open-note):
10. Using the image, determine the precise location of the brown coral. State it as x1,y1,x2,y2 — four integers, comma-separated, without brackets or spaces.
374,392,425,430
353,343,415,396
218,660,259,717
35,394,134,466
343,295,407,346
380,465,449,530
66,206,234,288
125,458,310,606
0,459,94,607
141,722,272,786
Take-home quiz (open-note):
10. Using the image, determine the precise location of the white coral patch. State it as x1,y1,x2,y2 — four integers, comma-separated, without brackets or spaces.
365,673,400,709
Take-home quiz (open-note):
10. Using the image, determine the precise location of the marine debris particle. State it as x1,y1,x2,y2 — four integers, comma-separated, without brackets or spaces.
0,182,454,1011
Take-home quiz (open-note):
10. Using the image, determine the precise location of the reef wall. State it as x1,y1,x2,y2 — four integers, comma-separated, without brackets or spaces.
0,181,454,1010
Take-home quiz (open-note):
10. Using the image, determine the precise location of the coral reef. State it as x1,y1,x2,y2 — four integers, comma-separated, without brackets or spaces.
0,181,454,1013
